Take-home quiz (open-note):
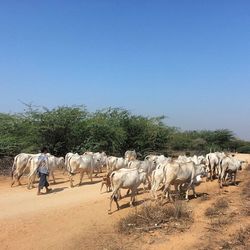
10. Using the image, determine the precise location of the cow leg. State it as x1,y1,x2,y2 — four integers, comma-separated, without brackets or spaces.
100,182,105,193
68,173,74,188
130,188,136,207
114,194,120,211
206,163,210,181
27,174,36,189
17,173,23,186
17,176,22,186
117,189,122,200
31,174,36,188
162,182,172,202
109,188,120,212
206,166,211,181
89,170,93,182
126,189,130,196
150,181,158,200
79,171,84,186
192,185,197,198
172,183,179,200
185,188,189,200
210,164,214,181
217,164,222,180
147,175,151,190
233,172,237,186
11,178,15,187
27,177,32,190
11,172,17,187
168,187,173,202
51,171,56,184
220,170,225,188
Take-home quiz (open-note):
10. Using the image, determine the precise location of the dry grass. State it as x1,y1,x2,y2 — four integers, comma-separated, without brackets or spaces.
210,217,229,227
242,180,250,200
221,225,250,249
117,201,192,234
241,165,250,216
205,198,230,229
205,198,229,217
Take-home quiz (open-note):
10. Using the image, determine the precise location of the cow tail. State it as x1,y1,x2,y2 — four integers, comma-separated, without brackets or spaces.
110,172,116,190
11,156,18,178
128,161,132,168
218,158,224,179
67,155,74,175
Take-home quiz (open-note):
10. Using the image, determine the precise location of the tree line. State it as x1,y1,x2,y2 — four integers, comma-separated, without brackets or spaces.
0,105,249,157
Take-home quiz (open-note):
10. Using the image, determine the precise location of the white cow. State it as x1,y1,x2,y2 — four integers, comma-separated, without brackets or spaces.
11,153,38,187
67,153,94,187
176,155,191,164
48,156,65,183
65,152,74,168
128,159,157,189
205,153,220,180
26,154,65,189
93,152,107,174
26,154,46,189
109,168,147,212
219,156,243,188
124,150,137,161
106,156,128,173
151,161,168,199
162,161,207,201
145,154,167,164
197,155,206,164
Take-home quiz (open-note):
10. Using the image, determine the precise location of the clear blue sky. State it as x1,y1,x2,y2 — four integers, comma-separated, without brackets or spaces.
0,1,249,140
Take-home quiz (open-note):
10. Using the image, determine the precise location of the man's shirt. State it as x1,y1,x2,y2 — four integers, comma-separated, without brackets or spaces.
37,154,49,174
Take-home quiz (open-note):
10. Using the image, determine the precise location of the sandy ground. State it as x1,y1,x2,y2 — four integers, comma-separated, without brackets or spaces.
0,154,249,250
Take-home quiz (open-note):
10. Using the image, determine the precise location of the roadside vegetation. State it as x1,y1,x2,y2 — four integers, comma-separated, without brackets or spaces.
1,105,250,158
221,226,250,250
117,201,192,234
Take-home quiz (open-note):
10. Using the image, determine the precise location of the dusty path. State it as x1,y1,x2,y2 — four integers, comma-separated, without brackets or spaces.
0,154,249,250
0,173,131,250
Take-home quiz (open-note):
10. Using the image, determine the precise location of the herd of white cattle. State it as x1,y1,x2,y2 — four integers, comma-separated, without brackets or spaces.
10,150,246,212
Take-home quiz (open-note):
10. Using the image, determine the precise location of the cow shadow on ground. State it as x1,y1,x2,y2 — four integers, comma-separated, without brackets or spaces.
50,187,68,194
188,192,209,200
78,180,102,186
166,192,210,201
110,199,146,214
122,189,149,199
50,180,69,185
223,180,242,187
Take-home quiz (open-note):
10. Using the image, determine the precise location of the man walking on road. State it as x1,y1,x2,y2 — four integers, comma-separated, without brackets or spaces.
37,147,52,195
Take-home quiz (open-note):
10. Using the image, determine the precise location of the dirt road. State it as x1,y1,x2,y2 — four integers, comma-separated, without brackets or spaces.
0,173,130,250
0,154,249,250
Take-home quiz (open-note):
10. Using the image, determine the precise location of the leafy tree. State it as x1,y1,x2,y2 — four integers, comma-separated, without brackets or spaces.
0,105,248,157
